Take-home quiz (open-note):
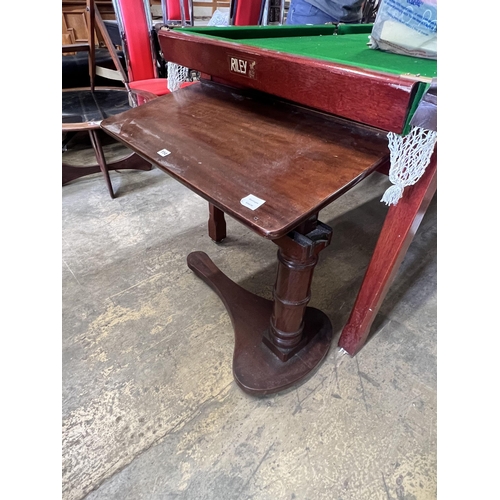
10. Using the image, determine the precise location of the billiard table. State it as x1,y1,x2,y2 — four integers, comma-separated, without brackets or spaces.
157,24,436,134
157,23,437,355
100,24,437,395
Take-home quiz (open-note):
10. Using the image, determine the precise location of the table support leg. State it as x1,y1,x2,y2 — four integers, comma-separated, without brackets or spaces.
186,221,333,395
88,129,115,199
63,131,153,194
338,150,437,356
207,204,226,242
263,221,332,361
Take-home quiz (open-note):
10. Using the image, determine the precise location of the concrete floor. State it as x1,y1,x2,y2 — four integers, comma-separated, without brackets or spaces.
62,138,437,500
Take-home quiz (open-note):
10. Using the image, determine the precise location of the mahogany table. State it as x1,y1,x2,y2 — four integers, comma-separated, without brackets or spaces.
62,87,157,198
101,81,390,395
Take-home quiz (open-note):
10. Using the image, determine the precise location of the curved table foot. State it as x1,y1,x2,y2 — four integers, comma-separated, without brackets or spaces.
187,251,333,396
62,153,152,185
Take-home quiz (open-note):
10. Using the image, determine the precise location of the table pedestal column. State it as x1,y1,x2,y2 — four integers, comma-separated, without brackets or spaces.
187,220,333,395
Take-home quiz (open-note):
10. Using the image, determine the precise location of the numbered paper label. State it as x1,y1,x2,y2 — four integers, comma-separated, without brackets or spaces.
240,194,266,210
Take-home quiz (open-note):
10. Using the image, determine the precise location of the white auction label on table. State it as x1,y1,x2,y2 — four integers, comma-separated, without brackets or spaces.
240,194,266,210
157,149,171,157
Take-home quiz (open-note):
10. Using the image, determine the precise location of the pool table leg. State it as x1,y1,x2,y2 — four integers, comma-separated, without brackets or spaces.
186,219,333,395
338,149,437,356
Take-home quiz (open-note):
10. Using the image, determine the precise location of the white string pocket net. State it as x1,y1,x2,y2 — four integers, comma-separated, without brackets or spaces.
167,61,191,92
381,126,437,206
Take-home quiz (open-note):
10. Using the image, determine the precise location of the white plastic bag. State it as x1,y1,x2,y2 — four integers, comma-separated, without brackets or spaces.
370,0,437,60
207,9,230,26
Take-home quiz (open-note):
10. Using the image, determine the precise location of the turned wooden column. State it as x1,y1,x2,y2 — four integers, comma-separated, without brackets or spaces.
263,219,332,361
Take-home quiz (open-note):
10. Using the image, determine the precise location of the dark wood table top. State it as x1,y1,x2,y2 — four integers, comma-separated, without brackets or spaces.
101,82,390,239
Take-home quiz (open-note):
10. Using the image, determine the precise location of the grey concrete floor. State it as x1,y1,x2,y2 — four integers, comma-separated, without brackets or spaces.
62,138,437,500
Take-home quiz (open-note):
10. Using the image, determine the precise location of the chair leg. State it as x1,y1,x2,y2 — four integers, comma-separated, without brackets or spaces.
89,129,115,199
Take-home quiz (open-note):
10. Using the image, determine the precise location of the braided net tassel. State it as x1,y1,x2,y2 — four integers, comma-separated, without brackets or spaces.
381,126,437,206
167,62,190,92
